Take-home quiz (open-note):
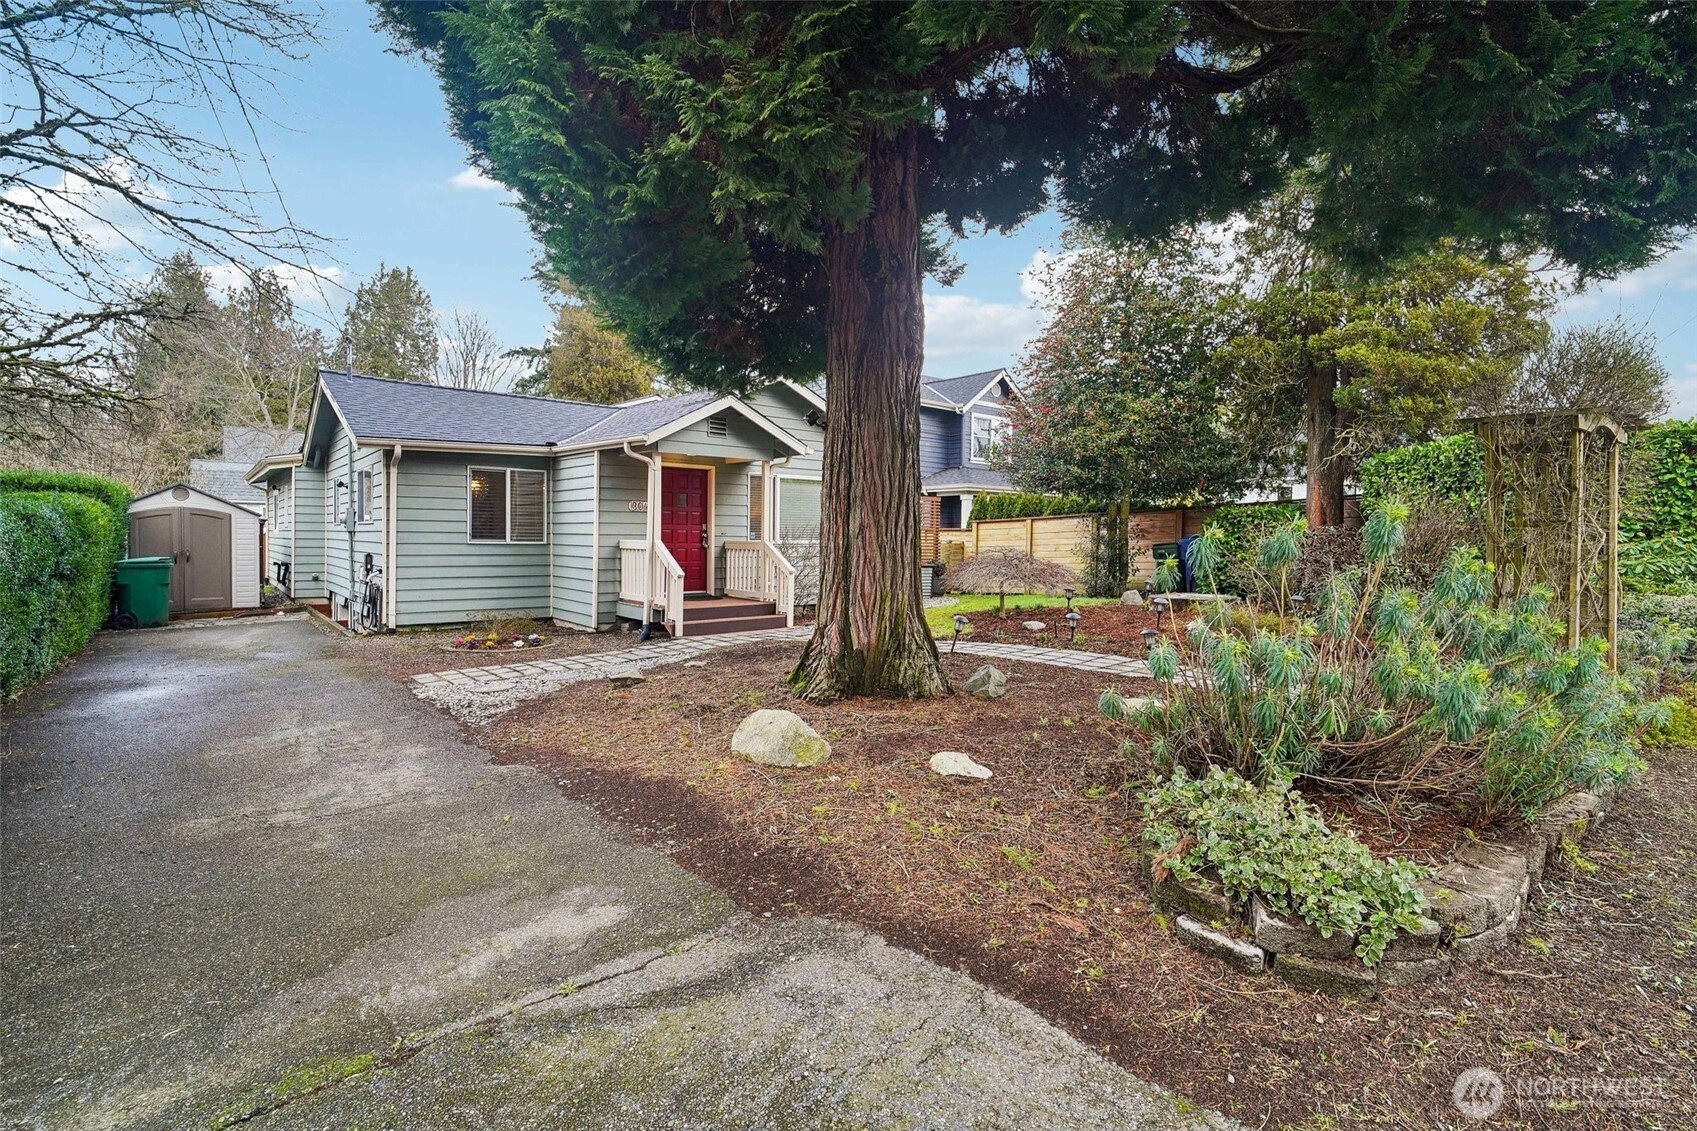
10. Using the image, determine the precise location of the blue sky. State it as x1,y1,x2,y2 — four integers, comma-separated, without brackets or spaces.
182,3,1697,415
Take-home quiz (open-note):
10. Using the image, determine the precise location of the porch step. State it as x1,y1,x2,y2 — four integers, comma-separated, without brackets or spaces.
681,597,778,624
682,613,790,637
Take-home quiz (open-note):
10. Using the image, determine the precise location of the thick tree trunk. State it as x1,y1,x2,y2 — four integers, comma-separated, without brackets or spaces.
790,126,946,702
1304,363,1348,528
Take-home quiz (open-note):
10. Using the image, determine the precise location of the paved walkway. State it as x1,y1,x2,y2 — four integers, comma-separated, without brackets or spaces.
413,630,1154,690
2,616,1229,1131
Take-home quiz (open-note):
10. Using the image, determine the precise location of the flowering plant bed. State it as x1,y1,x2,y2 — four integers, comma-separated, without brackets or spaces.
445,632,553,653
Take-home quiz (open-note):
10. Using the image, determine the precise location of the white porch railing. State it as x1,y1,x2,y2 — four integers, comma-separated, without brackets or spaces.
618,538,686,637
724,539,797,627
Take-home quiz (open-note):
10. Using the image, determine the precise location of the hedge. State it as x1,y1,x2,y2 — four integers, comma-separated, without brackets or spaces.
1197,501,1304,592
0,475,130,697
0,469,133,516
1357,433,1485,514
970,491,1099,524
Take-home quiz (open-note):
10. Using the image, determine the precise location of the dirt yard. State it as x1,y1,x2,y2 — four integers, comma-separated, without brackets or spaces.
475,641,1694,1129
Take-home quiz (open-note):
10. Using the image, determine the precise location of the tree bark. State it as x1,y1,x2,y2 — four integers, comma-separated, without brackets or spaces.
791,125,947,702
1304,362,1348,528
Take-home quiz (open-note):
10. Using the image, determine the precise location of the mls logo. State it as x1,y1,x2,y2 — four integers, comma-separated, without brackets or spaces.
1453,1067,1506,1120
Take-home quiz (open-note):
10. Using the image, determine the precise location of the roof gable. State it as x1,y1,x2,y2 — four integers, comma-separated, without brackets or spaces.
921,367,1012,412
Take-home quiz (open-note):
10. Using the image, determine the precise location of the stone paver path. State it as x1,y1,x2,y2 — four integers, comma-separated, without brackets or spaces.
413,631,1152,695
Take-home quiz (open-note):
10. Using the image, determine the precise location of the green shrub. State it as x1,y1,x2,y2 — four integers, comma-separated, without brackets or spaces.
0,469,133,518
1140,767,1430,965
1642,686,1697,749
1108,506,1664,820
969,491,1098,524
0,484,128,696
1196,502,1303,594
1619,419,1697,544
1358,433,1484,514
1621,593,1697,681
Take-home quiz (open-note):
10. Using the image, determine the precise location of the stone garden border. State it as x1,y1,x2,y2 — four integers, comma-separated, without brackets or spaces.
1149,782,1621,997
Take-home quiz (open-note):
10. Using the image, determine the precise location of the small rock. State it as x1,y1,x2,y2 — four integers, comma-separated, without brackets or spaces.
1121,590,1144,606
682,660,708,668
929,751,992,779
1021,620,1047,632
962,665,1008,699
1252,898,1355,960
1274,952,1377,999
608,668,645,689
1176,915,1266,974
731,709,831,768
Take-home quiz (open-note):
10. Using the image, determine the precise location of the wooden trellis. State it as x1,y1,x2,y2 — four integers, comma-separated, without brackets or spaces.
1467,411,1624,665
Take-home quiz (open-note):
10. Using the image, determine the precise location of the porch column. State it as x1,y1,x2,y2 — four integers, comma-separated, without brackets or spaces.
760,459,774,542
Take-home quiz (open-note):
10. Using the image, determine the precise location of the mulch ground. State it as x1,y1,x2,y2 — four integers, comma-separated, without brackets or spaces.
957,600,1172,656
334,622,636,679
476,642,1694,1129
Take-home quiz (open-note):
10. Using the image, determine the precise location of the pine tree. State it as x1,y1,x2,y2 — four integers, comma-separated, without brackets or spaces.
333,264,438,381
379,1,1697,699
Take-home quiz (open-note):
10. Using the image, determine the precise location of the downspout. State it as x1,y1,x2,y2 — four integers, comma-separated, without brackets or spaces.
622,441,662,628
385,444,401,630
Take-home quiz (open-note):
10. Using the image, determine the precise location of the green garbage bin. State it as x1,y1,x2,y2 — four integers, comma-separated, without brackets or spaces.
113,556,172,628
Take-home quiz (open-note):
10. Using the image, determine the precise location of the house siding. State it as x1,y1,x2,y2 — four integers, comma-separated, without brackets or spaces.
322,433,387,622
597,450,649,625
266,471,293,576
292,464,327,599
394,451,550,626
919,406,957,477
550,452,597,629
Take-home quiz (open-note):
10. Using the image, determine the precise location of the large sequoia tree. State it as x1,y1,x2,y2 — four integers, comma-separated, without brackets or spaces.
377,1,1697,700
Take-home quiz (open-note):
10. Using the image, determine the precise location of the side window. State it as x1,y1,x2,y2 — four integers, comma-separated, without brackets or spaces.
775,477,821,542
356,469,373,523
748,472,764,539
468,468,547,544
469,468,508,541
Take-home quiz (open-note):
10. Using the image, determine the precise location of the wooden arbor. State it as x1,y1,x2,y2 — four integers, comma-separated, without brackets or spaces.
1467,411,1625,664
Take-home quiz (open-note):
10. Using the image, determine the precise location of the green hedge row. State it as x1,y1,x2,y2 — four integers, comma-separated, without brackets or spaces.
1357,433,1485,514
0,469,133,515
0,473,131,697
970,491,1098,524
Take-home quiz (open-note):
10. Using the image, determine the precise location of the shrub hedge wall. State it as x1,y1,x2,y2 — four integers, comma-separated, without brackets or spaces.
969,491,1099,524
0,472,131,697
1357,433,1485,514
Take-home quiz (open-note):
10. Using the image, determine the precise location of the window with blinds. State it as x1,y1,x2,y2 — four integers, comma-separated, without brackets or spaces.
510,470,546,543
747,473,763,539
469,467,545,544
776,477,821,542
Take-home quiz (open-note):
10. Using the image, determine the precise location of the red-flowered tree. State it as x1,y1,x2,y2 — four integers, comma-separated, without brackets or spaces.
377,1,1697,700
998,232,1247,593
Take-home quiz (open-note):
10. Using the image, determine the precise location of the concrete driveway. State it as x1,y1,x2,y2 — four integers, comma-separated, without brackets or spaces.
1,617,1230,1130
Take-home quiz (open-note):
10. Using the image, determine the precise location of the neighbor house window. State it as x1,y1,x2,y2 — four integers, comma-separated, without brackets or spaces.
970,413,1009,462
775,476,821,542
356,469,374,523
747,472,764,539
469,467,546,544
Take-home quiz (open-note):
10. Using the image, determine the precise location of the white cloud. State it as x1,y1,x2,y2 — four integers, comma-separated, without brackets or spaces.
923,291,1043,366
449,166,506,192
1548,235,1697,320
0,158,159,254
205,262,345,299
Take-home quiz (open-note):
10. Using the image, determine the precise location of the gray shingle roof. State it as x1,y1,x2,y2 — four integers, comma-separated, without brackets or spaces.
319,370,617,446
562,388,720,446
190,459,266,504
221,426,301,462
921,368,1007,409
922,465,1015,492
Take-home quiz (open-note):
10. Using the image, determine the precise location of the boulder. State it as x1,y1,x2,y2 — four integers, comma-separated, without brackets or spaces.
1121,590,1145,606
607,667,645,689
1021,620,1047,633
930,751,992,779
731,709,831,768
963,665,1008,699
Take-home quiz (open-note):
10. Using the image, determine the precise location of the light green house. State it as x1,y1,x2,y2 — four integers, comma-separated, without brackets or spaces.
246,370,825,637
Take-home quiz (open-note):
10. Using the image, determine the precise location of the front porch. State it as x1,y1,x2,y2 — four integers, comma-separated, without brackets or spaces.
616,535,796,638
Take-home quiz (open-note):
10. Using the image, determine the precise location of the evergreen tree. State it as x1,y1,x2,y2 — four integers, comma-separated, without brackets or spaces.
379,1,1697,700
513,298,663,405
333,264,438,381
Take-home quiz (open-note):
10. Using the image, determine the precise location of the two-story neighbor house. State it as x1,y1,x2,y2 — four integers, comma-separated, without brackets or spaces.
919,368,1019,527
246,370,825,638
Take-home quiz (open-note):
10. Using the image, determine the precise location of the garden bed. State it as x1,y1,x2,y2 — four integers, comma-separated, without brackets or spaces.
936,598,1174,656
481,640,1697,1128
333,623,633,679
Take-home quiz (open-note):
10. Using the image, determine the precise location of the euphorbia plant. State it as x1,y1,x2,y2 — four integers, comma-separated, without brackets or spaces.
1105,506,1666,820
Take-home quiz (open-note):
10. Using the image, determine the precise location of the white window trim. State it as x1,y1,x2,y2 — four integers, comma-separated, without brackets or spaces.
467,465,549,545
969,412,1008,465
773,473,822,544
356,467,375,525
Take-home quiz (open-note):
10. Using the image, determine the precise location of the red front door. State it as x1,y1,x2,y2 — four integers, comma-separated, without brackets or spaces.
660,467,709,592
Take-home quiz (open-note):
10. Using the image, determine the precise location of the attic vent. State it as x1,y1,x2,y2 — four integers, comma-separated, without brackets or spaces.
707,413,728,438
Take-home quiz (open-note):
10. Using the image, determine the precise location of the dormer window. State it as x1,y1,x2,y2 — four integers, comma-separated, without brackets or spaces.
970,414,1009,463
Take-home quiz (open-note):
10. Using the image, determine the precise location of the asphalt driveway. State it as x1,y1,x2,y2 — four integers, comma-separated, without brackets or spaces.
0,616,1230,1130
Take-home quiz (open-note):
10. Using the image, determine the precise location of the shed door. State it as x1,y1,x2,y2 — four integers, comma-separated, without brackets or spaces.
183,508,231,611
129,510,183,611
